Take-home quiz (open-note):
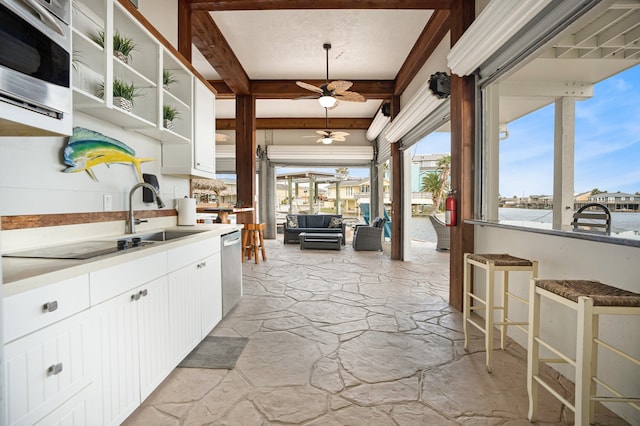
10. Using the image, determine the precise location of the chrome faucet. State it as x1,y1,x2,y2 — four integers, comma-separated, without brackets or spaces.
126,183,166,234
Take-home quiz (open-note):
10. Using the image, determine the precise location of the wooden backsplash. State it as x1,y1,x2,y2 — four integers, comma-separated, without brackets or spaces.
1,210,176,230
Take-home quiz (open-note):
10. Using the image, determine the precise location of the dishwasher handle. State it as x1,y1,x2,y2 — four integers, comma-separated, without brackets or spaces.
223,236,242,247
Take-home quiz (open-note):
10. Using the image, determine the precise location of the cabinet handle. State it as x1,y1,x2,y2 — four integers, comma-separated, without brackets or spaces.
140,289,148,297
43,301,58,312
197,261,207,269
47,363,63,376
131,292,141,301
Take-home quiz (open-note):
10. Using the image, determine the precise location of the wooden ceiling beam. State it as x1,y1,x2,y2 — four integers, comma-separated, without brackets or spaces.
191,10,250,94
191,0,451,11
208,80,394,99
394,9,450,95
217,117,373,130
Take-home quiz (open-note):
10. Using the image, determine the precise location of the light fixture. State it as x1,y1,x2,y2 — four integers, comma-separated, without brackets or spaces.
428,72,450,99
318,95,337,108
321,137,333,144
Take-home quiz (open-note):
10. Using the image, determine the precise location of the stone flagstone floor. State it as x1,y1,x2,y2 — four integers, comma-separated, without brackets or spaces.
124,239,627,425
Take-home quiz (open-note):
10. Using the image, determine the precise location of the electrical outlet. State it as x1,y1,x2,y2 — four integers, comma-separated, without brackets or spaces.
103,194,113,211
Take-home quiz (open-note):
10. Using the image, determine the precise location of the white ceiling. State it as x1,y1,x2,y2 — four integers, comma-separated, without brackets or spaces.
190,2,639,150
191,9,434,126
210,9,432,80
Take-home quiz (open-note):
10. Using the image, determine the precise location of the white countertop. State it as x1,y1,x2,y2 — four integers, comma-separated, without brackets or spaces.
2,224,242,296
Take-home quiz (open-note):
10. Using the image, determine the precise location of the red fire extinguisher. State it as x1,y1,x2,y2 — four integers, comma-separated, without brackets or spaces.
445,191,457,227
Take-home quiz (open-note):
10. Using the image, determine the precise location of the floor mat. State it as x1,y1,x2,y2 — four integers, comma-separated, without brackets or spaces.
178,336,249,369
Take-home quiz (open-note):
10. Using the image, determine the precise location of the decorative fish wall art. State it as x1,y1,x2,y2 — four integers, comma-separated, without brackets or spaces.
63,127,155,182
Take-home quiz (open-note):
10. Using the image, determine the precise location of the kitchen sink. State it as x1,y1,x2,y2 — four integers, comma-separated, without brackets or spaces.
137,229,207,242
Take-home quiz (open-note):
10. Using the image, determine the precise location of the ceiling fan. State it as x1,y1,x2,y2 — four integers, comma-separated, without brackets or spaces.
296,43,366,109
305,108,349,144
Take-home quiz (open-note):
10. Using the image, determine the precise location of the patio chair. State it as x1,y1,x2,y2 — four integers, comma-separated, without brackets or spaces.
572,203,611,233
428,214,450,252
352,217,386,251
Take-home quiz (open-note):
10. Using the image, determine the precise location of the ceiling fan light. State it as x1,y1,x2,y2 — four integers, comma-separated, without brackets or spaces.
321,137,333,144
318,96,337,108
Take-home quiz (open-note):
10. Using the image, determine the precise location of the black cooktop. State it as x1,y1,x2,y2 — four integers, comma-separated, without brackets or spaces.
3,239,153,260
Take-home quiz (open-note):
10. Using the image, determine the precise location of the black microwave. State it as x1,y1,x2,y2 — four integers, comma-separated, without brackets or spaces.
0,0,71,120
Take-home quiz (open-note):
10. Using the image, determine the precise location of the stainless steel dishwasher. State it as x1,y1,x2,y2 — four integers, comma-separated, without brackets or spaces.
221,230,243,316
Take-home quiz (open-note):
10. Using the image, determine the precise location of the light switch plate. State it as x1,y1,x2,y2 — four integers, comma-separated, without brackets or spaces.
103,194,113,211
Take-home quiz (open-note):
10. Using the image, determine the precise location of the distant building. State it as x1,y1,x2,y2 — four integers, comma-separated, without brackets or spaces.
410,153,449,193
586,192,639,211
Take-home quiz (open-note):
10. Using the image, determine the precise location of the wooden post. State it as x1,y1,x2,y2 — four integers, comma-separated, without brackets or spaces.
235,95,256,224
389,95,402,260
177,0,191,62
449,0,475,311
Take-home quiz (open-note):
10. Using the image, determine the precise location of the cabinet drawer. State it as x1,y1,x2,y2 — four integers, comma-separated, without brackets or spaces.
4,310,97,426
90,251,167,305
3,275,90,344
167,236,220,272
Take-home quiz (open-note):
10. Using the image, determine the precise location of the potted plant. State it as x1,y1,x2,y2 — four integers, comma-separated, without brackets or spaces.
163,105,180,130
91,30,136,64
97,79,140,112
163,69,178,91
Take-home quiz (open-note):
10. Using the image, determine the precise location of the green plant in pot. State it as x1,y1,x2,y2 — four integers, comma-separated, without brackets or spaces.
163,105,180,130
91,30,136,64
163,69,178,91
97,79,140,112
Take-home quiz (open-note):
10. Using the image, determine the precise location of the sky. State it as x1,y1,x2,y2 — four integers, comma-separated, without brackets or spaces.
274,64,640,197
410,64,640,197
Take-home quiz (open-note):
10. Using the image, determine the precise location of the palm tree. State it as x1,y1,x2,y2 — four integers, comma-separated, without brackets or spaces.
421,172,443,211
335,167,349,179
422,155,451,212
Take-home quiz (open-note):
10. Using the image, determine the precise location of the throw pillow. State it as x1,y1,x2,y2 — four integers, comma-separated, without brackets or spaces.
286,215,298,228
328,217,343,228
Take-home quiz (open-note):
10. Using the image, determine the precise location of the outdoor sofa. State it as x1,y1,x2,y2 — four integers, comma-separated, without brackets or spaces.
283,214,346,245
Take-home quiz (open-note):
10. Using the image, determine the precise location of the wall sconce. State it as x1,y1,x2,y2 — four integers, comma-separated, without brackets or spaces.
428,72,450,99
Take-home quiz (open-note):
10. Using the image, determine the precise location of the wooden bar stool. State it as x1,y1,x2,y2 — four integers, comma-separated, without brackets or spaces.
242,223,266,264
527,279,640,425
463,253,538,373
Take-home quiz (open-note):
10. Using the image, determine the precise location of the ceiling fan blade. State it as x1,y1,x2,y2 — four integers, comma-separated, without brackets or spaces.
331,131,350,138
327,80,353,93
315,130,330,136
296,81,323,94
215,133,229,142
335,91,366,102
331,136,346,142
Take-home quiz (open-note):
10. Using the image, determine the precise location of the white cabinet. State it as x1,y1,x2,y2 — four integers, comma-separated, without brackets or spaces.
167,236,221,364
4,310,99,426
161,77,216,179
71,0,198,144
193,78,216,173
3,233,226,426
201,252,223,337
3,275,90,344
167,261,204,365
93,276,170,426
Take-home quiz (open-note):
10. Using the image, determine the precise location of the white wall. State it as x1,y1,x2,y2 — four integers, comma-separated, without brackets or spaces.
401,34,451,107
138,0,177,48
0,112,189,216
475,225,640,424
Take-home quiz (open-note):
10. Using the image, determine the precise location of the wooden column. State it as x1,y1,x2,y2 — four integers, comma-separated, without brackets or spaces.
449,0,475,311
235,95,256,224
177,0,191,62
389,95,402,260
390,140,403,260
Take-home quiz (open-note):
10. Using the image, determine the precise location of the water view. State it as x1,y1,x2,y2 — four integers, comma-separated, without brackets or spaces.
410,208,640,244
